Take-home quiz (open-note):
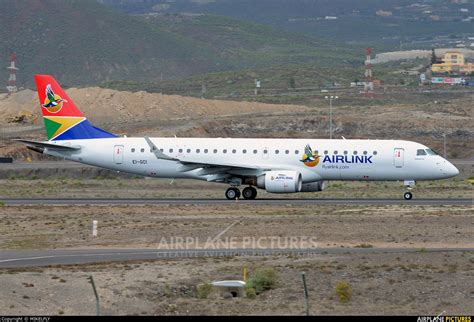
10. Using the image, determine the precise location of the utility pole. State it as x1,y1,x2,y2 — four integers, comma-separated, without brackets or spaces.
325,95,338,139
6,53,19,93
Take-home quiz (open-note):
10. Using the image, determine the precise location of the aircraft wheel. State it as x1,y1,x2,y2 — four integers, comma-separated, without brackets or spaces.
403,192,413,200
225,187,240,200
242,186,257,200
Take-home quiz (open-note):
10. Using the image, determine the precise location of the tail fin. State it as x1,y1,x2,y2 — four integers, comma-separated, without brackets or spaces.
34,75,116,141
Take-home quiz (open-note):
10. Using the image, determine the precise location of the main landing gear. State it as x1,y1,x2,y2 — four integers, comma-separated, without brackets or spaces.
225,186,257,200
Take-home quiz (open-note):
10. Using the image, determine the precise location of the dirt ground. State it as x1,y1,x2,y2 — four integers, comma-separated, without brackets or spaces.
0,203,473,250
0,181,472,315
0,177,471,199
0,251,472,315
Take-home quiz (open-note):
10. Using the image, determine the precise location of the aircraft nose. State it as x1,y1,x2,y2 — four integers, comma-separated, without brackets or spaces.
444,161,459,178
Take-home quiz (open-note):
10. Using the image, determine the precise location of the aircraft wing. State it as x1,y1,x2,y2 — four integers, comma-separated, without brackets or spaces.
145,137,264,181
14,139,81,151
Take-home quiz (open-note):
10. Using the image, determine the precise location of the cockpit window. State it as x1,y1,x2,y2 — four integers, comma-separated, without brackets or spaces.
417,149,427,156
425,149,438,155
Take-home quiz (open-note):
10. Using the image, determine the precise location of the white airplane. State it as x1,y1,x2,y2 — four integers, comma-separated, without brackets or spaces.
17,75,459,200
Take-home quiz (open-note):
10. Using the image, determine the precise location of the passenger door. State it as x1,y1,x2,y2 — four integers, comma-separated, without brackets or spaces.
113,145,124,164
393,148,404,168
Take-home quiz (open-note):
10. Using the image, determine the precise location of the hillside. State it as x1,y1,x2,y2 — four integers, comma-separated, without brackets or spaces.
102,0,474,49
0,0,356,88
0,0,221,87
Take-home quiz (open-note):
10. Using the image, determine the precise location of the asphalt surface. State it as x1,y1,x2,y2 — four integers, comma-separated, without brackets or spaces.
1,198,471,206
1,248,473,268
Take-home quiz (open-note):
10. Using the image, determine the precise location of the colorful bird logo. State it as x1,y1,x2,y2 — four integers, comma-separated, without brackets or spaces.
42,84,64,113
300,144,320,167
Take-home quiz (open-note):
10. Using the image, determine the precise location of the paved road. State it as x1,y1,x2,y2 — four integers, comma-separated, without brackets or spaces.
1,198,472,206
1,248,472,268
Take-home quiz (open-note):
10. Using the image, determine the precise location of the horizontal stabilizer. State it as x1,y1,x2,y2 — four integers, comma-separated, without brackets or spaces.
13,139,81,151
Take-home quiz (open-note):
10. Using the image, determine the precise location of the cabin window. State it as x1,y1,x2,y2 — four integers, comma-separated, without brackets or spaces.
334,150,338,155
263,149,268,154
243,149,247,154
214,149,218,154
324,150,328,155
363,151,367,155
187,149,191,153
204,149,208,154
131,148,135,153
417,149,427,156
232,149,236,154
169,148,173,153
344,150,348,155
285,150,289,154
353,151,357,155
295,150,299,154
275,150,279,154
196,149,200,153
373,151,378,155
159,148,164,152
223,149,227,154
140,148,145,153
253,149,258,154
179,149,183,153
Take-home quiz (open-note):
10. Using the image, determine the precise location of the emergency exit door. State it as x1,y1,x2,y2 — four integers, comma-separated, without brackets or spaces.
114,145,124,164
393,148,404,168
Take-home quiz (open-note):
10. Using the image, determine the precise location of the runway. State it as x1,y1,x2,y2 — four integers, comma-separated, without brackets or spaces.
1,248,472,268
1,198,471,206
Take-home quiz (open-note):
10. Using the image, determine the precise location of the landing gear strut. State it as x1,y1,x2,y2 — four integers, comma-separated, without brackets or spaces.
403,180,415,200
242,186,257,200
225,187,241,200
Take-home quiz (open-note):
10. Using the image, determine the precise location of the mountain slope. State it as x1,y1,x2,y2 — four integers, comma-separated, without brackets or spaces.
102,0,474,48
0,0,358,88
0,0,220,87
139,13,359,69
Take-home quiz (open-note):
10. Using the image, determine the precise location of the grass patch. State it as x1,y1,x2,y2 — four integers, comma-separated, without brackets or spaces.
335,281,353,303
246,267,278,294
196,282,213,299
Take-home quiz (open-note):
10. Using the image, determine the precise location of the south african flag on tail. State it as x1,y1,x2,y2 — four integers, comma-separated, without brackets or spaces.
35,75,116,141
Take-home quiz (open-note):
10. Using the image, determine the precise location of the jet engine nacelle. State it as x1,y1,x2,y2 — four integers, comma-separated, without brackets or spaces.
300,180,327,192
257,170,302,193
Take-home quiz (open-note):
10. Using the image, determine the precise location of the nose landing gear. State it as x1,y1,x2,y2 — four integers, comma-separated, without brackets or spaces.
403,191,413,200
403,180,415,200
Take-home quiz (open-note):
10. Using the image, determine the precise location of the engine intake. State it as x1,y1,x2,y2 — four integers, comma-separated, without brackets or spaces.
257,170,302,193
